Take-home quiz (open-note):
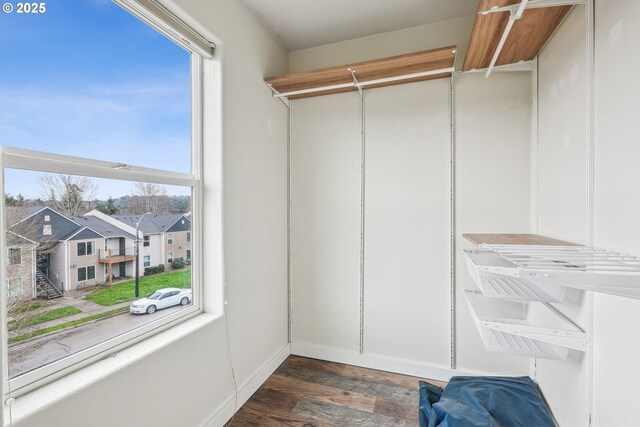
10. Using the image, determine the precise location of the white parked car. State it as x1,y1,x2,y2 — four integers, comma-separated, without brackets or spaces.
130,287,192,314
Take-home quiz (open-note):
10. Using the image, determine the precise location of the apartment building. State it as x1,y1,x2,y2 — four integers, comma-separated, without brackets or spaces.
8,207,190,298
111,213,192,269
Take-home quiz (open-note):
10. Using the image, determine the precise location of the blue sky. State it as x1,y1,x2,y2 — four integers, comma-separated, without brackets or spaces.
0,0,191,199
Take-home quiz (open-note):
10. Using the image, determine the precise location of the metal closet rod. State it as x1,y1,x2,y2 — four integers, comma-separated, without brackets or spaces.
272,66,455,99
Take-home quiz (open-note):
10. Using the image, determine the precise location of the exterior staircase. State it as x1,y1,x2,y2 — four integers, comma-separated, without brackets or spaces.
36,269,63,299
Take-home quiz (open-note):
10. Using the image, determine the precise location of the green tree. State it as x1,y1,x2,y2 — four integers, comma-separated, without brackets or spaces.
96,197,119,215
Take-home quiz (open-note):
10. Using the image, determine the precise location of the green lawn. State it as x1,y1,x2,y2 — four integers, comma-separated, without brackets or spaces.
9,307,128,344
86,269,191,306
8,302,47,315
8,306,81,331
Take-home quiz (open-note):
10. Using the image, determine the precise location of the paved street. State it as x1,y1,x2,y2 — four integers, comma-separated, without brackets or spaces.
9,304,185,378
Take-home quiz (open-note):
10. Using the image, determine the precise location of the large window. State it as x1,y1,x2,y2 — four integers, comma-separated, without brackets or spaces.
1,0,211,396
78,242,95,256
77,266,96,282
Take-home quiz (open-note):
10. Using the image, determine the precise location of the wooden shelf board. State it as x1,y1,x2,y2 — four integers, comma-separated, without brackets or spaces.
463,0,572,71
266,46,456,98
462,233,579,246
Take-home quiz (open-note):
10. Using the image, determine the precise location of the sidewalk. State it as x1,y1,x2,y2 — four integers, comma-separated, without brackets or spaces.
9,292,131,340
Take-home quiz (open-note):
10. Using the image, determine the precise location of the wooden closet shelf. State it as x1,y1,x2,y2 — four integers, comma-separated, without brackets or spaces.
463,233,578,246
463,0,572,72
265,46,456,99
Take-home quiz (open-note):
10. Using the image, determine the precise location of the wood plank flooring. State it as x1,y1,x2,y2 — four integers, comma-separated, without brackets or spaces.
225,355,447,427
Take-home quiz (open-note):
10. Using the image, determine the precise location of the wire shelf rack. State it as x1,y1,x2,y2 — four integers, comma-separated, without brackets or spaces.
464,245,640,301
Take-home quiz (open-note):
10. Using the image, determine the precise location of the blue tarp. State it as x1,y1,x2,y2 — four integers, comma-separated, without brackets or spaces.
419,376,556,427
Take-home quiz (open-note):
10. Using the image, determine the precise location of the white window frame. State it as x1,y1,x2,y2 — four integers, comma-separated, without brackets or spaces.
143,255,151,268
167,252,173,264
42,224,52,235
0,4,209,397
7,278,22,298
167,233,173,244
77,242,86,256
7,248,21,266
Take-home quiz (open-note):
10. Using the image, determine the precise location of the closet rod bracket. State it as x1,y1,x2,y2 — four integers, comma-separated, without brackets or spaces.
348,67,363,96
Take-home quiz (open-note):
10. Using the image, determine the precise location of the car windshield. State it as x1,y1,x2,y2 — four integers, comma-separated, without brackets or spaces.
146,292,162,300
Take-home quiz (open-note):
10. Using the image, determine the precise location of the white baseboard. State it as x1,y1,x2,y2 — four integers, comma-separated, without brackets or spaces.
202,342,291,427
290,342,491,381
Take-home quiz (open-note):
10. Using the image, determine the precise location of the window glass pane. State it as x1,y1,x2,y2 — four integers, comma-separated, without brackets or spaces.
5,170,193,379
0,0,192,173
78,267,87,282
77,242,86,256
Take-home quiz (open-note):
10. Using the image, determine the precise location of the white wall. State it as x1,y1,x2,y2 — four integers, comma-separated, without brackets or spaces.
49,242,67,290
363,80,450,366
454,72,531,375
288,15,475,73
593,1,640,425
289,70,532,379
290,92,362,351
535,6,589,427
7,0,289,426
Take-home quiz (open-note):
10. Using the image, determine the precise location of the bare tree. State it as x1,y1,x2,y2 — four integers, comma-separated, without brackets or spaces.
130,182,169,214
38,174,97,216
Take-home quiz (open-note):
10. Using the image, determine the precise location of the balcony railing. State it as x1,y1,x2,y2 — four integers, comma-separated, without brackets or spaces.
98,248,136,263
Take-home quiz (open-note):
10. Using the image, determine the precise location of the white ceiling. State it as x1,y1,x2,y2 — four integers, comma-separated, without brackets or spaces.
242,0,479,51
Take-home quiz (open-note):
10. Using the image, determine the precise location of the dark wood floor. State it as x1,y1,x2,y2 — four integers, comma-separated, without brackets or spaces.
225,355,447,427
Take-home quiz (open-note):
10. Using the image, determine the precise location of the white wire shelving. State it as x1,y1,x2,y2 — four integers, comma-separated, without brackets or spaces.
464,289,586,360
472,245,640,300
464,248,568,302
463,242,640,358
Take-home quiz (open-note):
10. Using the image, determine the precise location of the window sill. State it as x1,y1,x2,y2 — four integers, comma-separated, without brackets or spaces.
7,311,223,423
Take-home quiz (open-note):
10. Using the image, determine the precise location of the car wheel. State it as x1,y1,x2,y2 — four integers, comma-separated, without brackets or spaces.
180,297,189,305
146,305,157,314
